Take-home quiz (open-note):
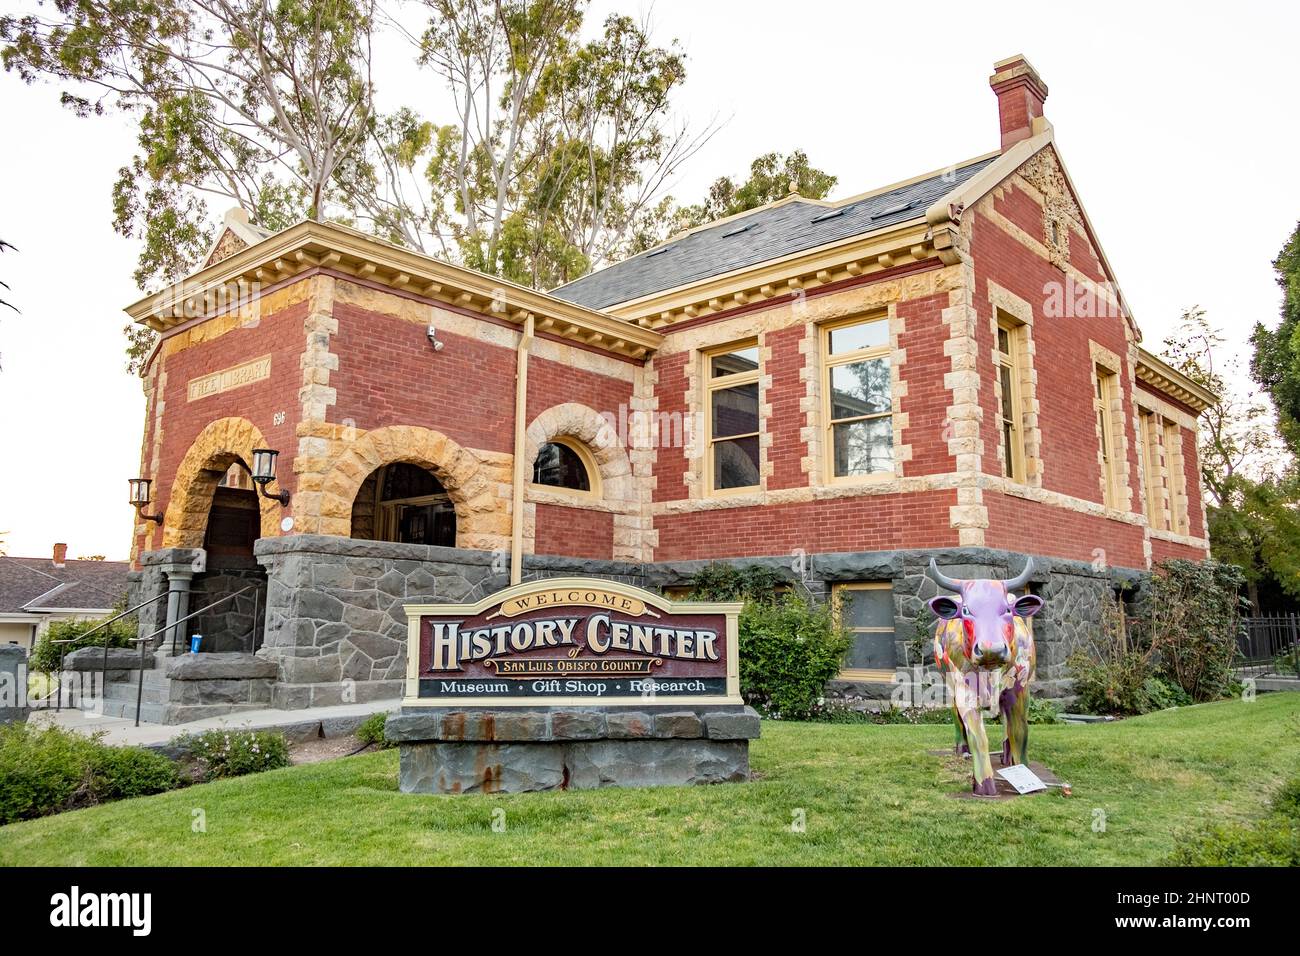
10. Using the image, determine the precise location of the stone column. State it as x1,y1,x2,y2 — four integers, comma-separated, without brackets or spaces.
0,645,29,724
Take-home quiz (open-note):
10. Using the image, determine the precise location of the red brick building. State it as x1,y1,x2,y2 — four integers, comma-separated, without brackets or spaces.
125,56,1213,711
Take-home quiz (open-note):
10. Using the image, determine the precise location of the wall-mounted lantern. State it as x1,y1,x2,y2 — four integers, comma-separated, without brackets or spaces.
251,448,291,506
128,478,164,524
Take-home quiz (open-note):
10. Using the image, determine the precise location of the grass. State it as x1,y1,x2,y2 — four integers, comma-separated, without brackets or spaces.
1,694,1297,866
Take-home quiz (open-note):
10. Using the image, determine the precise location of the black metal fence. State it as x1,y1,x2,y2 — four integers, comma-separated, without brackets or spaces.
1238,614,1300,674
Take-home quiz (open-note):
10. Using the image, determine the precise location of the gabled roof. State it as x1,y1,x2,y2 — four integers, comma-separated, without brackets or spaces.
550,155,999,311
0,557,131,615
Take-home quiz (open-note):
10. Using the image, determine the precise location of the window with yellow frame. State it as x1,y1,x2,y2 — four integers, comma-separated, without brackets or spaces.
704,341,761,493
1162,419,1189,534
832,582,897,679
822,315,893,481
1094,365,1121,508
1138,408,1164,528
532,436,599,500
996,317,1027,482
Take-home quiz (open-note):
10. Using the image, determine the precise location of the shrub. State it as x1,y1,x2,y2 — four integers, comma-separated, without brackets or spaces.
29,615,137,674
1272,649,1300,676
738,597,851,720
0,724,177,825
1145,559,1246,703
1170,775,1300,867
177,729,290,781
89,745,181,801
1067,592,1156,715
1067,562,1244,715
1142,675,1193,711
1025,695,1065,725
685,563,787,604
355,712,393,748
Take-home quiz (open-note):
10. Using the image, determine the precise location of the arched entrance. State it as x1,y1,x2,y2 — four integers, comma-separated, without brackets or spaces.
351,461,457,547
162,419,277,652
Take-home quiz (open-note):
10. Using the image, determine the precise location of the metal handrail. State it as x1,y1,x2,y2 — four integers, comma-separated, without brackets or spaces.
46,591,171,711
128,585,257,726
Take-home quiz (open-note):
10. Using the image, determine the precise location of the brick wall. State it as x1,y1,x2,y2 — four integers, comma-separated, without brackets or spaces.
897,291,954,475
534,503,614,560
765,325,807,490
654,490,959,561
331,300,516,453
142,293,307,555
975,182,1138,506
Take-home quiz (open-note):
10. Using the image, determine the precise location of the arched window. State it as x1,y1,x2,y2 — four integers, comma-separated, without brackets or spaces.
532,440,593,494
353,462,456,547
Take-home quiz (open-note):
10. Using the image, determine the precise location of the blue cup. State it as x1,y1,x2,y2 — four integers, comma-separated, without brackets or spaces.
190,635,202,653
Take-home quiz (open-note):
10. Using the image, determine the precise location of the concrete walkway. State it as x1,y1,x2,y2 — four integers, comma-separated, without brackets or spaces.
26,698,400,748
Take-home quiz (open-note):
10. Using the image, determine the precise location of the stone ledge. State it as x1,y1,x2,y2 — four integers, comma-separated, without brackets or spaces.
165,652,279,681
64,647,155,671
386,705,760,743
399,738,750,793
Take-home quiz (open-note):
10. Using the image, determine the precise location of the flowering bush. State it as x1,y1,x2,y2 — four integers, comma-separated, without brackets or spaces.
177,729,289,781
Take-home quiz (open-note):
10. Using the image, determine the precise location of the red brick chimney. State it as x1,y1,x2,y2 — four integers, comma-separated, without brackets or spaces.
990,55,1049,151
51,543,67,568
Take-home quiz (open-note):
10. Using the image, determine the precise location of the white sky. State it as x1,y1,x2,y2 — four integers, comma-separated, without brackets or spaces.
1,0,1297,560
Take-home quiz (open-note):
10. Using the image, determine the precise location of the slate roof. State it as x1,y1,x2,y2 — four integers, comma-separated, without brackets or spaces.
0,556,131,615
550,155,999,311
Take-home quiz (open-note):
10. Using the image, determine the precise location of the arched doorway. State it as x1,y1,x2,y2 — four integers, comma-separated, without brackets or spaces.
351,462,457,547
191,460,268,652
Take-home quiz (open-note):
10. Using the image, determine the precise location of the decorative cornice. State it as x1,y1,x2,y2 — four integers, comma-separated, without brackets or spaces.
1134,348,1218,413
125,220,662,361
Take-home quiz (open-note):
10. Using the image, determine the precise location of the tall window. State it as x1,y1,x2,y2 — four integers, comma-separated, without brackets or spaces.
1138,409,1164,528
1163,420,1189,534
533,440,593,495
833,582,896,678
1094,366,1120,508
996,318,1026,482
824,316,892,480
705,342,761,492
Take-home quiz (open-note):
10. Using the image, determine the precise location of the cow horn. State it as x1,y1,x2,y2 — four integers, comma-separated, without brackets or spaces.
928,558,963,593
1002,557,1035,592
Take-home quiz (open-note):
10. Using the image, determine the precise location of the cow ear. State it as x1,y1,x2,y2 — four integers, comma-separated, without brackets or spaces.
1012,594,1044,618
929,596,962,620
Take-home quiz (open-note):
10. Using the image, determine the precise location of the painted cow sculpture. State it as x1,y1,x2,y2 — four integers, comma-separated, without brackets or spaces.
928,558,1043,796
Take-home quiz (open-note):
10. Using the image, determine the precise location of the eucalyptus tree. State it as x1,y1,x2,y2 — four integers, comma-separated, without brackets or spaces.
2,0,377,290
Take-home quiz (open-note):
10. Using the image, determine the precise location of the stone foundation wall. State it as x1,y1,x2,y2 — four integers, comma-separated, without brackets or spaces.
134,538,1142,713
253,535,647,709
189,560,266,653
643,547,1144,701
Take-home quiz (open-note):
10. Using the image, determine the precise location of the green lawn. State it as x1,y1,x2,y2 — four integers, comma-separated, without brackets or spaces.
2,695,1297,866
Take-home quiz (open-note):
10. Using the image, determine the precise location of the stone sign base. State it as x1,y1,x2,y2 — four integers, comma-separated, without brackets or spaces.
387,706,760,794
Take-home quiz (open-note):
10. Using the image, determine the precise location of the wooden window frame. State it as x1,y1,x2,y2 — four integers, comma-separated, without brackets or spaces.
1162,419,1189,534
996,316,1027,483
821,314,894,485
704,339,762,497
373,464,455,544
832,581,896,682
1138,409,1165,529
1094,365,1121,509
531,435,601,503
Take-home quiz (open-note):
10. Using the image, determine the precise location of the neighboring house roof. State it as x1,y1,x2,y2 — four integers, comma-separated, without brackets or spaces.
550,154,1000,311
0,557,131,615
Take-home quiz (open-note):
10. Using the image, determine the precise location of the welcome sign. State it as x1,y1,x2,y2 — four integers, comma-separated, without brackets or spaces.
403,579,742,706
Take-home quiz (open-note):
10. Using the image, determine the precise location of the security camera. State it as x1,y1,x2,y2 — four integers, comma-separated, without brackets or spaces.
427,324,444,351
